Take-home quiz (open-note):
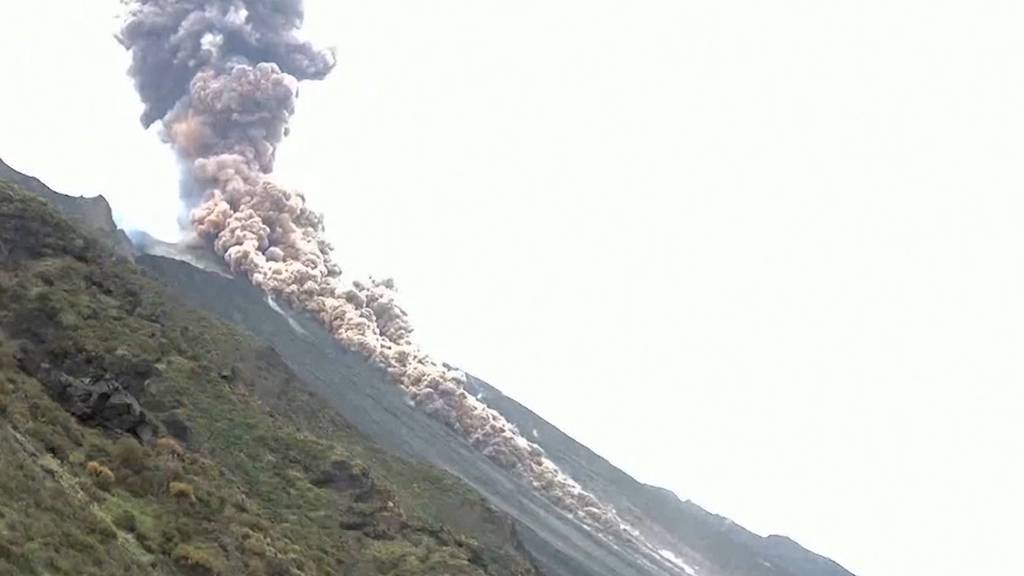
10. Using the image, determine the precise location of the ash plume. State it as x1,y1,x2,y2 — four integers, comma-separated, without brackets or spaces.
120,0,334,129
118,0,644,546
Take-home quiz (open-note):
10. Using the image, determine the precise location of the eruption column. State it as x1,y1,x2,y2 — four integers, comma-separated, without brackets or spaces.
119,0,635,540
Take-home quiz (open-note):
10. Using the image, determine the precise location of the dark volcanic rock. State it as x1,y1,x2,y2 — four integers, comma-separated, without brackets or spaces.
160,411,192,445
24,361,156,442
312,460,377,503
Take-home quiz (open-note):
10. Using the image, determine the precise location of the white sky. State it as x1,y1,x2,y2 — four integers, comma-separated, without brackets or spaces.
2,2,1023,575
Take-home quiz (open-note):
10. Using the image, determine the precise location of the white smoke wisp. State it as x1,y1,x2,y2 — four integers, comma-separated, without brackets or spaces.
118,0,642,543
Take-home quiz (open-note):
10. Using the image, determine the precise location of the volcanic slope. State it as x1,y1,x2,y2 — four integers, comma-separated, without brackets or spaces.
132,217,858,576
0,179,539,575
139,243,856,576
1,161,858,576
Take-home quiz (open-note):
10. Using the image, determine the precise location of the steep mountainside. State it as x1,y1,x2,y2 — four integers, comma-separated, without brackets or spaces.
0,160,857,576
0,159,133,257
134,254,666,576
462,376,855,576
0,180,538,575
136,250,853,576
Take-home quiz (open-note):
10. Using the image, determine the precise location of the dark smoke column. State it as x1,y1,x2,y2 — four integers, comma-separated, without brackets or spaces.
121,0,334,133
119,0,344,300
119,0,666,560
119,0,334,198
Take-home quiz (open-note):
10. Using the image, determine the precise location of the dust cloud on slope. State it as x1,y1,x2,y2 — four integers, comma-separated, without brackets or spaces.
118,0,655,549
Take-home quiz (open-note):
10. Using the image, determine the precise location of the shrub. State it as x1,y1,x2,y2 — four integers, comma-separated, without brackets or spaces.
169,481,196,503
155,436,184,458
173,544,223,574
85,461,115,488
241,533,269,557
0,380,9,416
27,420,72,460
112,509,138,533
111,438,147,473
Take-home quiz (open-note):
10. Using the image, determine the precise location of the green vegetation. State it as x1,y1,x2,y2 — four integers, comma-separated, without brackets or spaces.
0,180,537,575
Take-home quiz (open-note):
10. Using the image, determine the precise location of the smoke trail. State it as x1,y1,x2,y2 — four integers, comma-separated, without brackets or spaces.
118,0,637,543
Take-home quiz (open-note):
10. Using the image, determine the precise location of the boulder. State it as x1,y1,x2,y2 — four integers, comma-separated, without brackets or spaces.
32,363,156,441
311,459,376,502
161,411,192,445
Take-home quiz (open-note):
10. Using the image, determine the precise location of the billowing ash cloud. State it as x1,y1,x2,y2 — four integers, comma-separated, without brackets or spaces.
120,0,334,128
118,0,644,545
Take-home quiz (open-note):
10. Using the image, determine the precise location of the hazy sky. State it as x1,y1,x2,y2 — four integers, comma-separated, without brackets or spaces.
2,2,1023,575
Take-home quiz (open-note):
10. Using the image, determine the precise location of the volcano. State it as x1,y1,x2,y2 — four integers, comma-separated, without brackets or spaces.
0,156,855,576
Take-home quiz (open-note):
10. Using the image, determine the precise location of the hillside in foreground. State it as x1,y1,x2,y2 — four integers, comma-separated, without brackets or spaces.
0,179,538,575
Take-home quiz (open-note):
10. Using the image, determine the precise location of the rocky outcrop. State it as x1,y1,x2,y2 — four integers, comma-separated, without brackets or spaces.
160,411,192,445
19,360,157,442
312,459,378,502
